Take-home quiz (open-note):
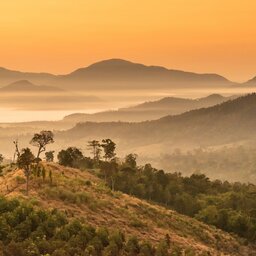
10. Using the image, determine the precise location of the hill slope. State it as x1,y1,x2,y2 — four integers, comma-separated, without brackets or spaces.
59,94,256,154
0,163,254,255
64,94,236,122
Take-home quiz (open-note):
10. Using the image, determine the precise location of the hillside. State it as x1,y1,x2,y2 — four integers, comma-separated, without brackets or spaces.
0,59,234,90
64,94,236,122
0,162,254,255
60,94,256,152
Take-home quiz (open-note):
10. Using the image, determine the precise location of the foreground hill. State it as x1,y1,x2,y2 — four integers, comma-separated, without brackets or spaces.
0,59,234,90
0,163,254,255
64,94,236,122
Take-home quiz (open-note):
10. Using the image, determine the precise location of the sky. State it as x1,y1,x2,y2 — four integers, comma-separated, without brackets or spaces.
0,0,255,82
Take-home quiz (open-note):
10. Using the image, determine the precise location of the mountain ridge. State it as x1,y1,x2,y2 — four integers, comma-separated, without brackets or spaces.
0,59,238,90
63,94,237,122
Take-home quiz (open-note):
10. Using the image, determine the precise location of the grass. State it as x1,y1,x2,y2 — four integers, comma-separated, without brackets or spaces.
1,162,253,256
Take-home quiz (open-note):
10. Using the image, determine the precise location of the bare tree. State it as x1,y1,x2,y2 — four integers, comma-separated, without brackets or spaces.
13,139,20,163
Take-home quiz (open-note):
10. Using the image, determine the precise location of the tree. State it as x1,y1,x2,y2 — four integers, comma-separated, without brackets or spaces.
0,154,3,165
57,147,84,167
101,139,116,161
125,154,138,168
30,131,54,159
45,151,55,162
87,140,101,162
13,139,20,163
100,159,119,189
17,148,35,195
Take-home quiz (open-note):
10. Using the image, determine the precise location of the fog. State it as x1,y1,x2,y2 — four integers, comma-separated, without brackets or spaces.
1,87,256,122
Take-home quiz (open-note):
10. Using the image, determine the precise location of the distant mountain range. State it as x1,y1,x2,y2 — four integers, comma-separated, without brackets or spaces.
0,80,63,93
64,94,237,122
59,94,256,153
0,59,241,90
0,80,102,110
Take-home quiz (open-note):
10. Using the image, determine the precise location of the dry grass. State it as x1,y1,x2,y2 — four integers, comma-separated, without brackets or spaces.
0,162,255,256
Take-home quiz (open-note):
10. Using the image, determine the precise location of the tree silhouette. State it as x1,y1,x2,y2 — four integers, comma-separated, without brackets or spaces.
0,154,3,165
125,153,138,168
87,140,101,162
101,139,116,161
57,147,84,167
30,131,54,159
45,151,55,162
17,148,35,195
13,139,20,163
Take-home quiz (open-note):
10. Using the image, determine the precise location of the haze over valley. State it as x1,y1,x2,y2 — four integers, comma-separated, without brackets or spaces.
1,1,256,255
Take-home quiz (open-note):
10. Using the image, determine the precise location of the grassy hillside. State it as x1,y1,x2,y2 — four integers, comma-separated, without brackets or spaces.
0,163,255,255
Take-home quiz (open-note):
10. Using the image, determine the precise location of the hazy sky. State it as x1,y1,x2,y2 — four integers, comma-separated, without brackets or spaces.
0,0,255,82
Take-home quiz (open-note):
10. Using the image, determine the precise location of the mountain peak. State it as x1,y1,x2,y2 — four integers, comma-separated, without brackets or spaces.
0,80,63,92
8,80,34,86
88,58,137,67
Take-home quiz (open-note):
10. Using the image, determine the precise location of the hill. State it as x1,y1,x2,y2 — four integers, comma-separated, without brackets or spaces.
243,76,256,86
0,80,102,110
0,162,254,255
0,67,55,86
0,80,63,92
59,94,256,162
0,59,234,90
64,94,236,122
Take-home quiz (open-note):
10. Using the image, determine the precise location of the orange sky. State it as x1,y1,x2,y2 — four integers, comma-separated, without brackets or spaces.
0,0,255,82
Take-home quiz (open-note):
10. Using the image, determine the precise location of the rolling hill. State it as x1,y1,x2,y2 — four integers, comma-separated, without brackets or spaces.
64,94,237,122
59,94,256,156
0,162,254,255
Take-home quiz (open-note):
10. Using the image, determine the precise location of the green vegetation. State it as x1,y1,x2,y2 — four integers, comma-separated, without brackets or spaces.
158,146,256,184
0,196,171,256
98,160,256,242
1,130,255,254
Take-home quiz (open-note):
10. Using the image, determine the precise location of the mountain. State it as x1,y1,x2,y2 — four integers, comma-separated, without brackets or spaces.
64,94,237,123
0,162,253,255
60,93,256,156
0,59,234,90
0,80,101,110
0,67,55,86
0,80,63,92
59,59,232,90
243,76,256,86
